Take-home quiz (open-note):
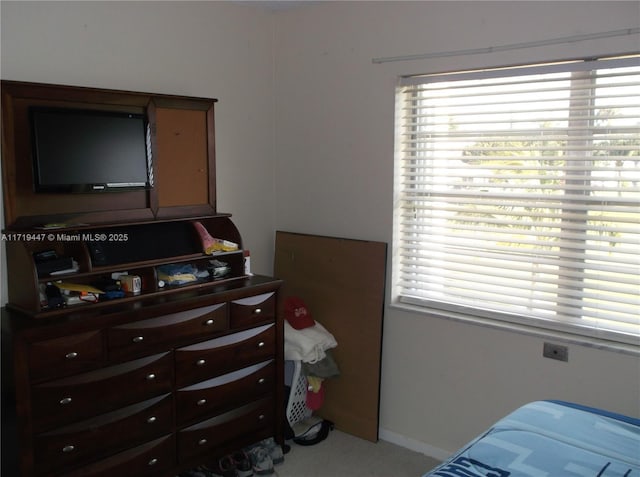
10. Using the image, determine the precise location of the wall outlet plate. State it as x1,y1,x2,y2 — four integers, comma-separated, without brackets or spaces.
543,342,569,362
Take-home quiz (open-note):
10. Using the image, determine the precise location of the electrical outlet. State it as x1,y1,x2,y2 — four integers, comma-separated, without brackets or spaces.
543,342,568,362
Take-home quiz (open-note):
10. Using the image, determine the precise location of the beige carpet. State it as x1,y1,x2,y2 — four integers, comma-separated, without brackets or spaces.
274,430,441,477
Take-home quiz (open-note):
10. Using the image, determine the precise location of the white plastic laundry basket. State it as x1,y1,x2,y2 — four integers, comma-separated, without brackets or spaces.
285,360,312,426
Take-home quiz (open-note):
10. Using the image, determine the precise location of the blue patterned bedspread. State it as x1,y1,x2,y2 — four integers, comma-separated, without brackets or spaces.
423,400,640,477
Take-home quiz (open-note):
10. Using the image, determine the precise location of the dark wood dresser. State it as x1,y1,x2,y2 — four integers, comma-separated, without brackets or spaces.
1,81,284,476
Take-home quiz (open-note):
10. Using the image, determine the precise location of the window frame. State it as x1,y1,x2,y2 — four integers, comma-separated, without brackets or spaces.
393,55,640,346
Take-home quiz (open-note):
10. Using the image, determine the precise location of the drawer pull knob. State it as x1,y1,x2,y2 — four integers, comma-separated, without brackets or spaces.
65,352,78,359
198,438,208,446
148,458,158,466
146,373,156,380
254,308,262,315
258,414,265,420
196,359,206,366
258,378,266,385
132,336,144,343
205,319,215,326
257,341,265,348
59,397,72,405
147,416,157,424
62,445,75,453
197,399,207,406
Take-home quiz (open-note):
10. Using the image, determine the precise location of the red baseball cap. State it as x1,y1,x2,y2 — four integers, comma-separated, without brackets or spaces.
284,296,315,330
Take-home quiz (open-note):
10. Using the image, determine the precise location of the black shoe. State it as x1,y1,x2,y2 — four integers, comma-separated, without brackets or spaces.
200,456,235,477
231,450,254,477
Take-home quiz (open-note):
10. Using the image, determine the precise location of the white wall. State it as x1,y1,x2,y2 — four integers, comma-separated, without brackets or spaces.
0,0,277,293
2,0,639,462
272,0,640,457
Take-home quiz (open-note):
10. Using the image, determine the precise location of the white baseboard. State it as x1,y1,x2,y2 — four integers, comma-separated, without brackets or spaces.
378,428,451,462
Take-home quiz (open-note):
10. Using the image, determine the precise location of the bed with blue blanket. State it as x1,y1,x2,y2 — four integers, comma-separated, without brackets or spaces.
423,400,640,477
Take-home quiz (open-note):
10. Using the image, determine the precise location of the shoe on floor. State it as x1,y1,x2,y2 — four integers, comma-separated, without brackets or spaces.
259,437,284,465
231,450,254,477
203,455,236,477
245,445,274,476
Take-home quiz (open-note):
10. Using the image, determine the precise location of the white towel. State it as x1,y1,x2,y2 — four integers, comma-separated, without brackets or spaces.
284,321,337,364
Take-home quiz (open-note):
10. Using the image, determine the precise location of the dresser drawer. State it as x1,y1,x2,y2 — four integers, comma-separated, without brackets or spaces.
230,293,276,328
176,360,275,425
35,394,172,475
108,303,228,359
177,397,274,463
29,330,105,381
174,324,275,388
59,434,175,477
32,352,173,432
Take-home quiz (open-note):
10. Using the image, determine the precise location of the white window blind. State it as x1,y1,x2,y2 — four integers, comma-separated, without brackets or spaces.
394,55,640,345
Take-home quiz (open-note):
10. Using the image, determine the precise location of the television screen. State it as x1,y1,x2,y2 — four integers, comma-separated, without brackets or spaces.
30,107,153,193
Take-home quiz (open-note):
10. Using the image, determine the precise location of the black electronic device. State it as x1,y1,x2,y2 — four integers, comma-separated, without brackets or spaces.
30,107,153,193
44,284,64,309
87,241,107,266
33,250,74,276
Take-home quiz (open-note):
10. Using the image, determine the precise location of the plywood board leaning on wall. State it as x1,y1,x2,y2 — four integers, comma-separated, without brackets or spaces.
274,231,387,442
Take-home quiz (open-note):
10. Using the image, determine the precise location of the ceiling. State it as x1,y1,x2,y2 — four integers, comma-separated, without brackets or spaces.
234,0,319,11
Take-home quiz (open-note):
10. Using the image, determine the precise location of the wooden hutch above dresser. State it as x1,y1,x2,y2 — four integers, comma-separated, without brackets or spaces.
1,81,284,477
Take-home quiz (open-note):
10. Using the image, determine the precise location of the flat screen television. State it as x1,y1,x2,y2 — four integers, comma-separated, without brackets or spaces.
30,107,153,193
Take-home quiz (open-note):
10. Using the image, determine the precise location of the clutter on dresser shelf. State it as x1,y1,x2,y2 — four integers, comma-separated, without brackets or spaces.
209,259,231,279
40,283,64,309
45,281,104,308
211,237,239,252
40,273,143,309
193,220,239,254
156,263,203,286
48,259,79,276
156,259,232,288
34,222,89,230
244,249,252,276
91,276,126,300
33,249,79,277
107,272,138,294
